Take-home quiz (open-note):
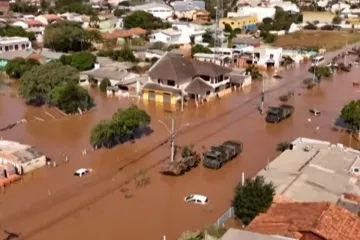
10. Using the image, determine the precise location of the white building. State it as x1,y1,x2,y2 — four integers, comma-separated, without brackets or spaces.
331,3,350,13
11,20,45,42
131,2,174,19
35,14,63,25
243,46,283,68
0,37,31,53
150,23,205,44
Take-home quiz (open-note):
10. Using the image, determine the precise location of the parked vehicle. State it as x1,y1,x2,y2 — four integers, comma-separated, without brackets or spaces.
309,108,321,116
74,168,92,177
184,194,208,205
160,145,200,176
203,140,243,169
311,55,325,67
266,104,294,123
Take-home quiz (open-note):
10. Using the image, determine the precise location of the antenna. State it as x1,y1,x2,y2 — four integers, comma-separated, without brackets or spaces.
214,0,223,65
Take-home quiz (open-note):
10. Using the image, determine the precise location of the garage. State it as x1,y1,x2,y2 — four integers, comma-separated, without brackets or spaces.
163,93,171,103
148,90,156,101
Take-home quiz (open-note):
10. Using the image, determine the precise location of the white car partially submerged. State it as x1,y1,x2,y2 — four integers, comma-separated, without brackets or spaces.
184,194,208,205
74,168,92,177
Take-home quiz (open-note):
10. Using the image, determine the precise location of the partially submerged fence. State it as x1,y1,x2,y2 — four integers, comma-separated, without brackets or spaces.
215,207,234,227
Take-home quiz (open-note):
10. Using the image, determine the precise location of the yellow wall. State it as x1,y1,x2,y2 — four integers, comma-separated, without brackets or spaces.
142,90,177,105
220,15,257,30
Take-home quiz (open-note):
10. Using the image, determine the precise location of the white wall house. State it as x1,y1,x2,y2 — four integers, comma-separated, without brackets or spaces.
150,29,181,44
12,20,45,42
150,23,205,44
0,37,31,53
231,7,276,22
131,2,174,19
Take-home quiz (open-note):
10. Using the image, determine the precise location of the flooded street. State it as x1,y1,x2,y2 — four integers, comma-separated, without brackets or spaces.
1,45,360,240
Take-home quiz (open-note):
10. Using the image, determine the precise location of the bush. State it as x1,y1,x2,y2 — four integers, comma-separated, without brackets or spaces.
204,225,226,238
304,24,317,30
276,141,290,151
99,78,111,92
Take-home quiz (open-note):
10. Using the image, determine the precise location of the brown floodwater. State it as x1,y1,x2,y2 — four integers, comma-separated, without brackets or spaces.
1,44,360,240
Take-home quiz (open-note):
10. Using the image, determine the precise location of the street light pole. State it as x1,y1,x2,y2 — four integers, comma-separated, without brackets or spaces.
158,117,189,163
260,76,265,114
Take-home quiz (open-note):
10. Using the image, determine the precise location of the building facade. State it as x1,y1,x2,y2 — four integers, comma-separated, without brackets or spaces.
221,15,258,30
0,37,32,53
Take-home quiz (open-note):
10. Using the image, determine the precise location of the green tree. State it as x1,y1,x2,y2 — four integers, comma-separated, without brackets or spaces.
55,0,95,15
332,16,342,24
224,23,232,33
60,52,96,71
113,9,126,17
202,30,214,46
10,2,38,13
44,21,91,52
341,100,360,133
48,82,94,114
99,78,111,92
191,44,212,56
308,66,331,78
90,106,151,148
116,45,136,62
19,62,79,104
89,15,100,28
232,176,275,225
123,10,171,30
5,57,40,79
40,0,50,11
0,26,35,41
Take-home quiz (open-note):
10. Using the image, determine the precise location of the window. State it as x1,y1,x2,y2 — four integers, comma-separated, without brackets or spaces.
21,44,25,49
5,46,8,51
270,54,274,59
26,44,29,47
231,22,234,25
9,45,13,50
15,45,18,50
167,80,176,86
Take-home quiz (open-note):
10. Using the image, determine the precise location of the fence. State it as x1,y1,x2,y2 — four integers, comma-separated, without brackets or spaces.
215,207,234,227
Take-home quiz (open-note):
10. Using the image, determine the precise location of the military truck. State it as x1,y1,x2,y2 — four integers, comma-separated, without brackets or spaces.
203,140,243,169
266,104,294,123
160,145,201,176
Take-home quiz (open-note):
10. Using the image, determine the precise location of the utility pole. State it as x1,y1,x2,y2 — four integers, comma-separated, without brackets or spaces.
158,117,189,163
260,76,265,114
181,91,184,112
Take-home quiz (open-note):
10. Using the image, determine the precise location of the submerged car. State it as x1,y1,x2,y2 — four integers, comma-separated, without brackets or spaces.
184,194,208,205
309,108,321,116
74,168,92,177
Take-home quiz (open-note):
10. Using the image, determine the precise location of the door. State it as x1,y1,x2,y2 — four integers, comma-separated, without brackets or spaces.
148,91,155,101
163,93,171,103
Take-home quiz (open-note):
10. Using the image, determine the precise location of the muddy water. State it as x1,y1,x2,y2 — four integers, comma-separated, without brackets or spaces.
1,45,360,240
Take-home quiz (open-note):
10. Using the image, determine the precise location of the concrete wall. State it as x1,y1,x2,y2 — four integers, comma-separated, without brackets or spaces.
21,155,47,174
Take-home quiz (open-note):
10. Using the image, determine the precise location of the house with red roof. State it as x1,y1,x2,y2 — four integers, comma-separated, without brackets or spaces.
35,14,63,25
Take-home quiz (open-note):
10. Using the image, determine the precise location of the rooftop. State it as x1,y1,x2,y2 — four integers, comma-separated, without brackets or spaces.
259,137,360,206
0,36,30,45
132,2,173,10
247,202,360,240
0,140,45,164
81,67,129,81
221,228,295,240
149,52,231,83
101,27,146,39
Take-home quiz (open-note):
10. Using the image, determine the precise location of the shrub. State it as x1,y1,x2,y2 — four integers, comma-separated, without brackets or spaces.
276,141,290,151
99,78,110,92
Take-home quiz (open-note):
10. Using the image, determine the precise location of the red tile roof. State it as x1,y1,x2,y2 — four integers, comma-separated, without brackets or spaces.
24,20,43,26
343,193,360,204
43,14,61,21
101,28,146,40
246,202,360,240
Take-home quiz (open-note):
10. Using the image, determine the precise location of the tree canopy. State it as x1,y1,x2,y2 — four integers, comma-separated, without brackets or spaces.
0,26,35,41
202,30,214,46
48,82,94,114
191,44,212,56
113,9,127,17
90,106,151,148
60,52,96,71
341,100,360,132
5,58,40,79
10,2,38,13
96,46,136,62
19,62,79,104
55,0,96,15
99,78,111,92
123,10,171,30
43,21,98,52
332,16,342,24
232,176,275,225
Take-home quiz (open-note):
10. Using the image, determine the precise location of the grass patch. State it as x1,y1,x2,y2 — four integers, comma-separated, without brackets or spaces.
274,30,360,50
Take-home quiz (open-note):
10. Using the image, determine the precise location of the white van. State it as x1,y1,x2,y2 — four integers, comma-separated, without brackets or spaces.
184,194,209,205
311,55,325,67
